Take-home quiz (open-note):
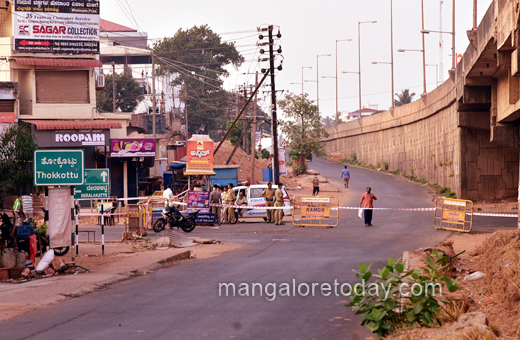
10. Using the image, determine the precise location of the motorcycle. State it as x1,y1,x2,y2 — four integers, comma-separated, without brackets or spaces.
153,205,199,233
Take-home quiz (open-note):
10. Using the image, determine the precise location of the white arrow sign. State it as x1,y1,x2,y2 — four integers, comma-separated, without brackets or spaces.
101,171,108,183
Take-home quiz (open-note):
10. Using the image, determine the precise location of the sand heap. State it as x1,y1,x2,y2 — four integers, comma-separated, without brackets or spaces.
213,140,270,183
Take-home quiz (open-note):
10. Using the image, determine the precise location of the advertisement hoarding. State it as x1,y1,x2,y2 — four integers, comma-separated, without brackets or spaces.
13,0,100,54
186,137,214,173
279,149,287,176
110,139,156,158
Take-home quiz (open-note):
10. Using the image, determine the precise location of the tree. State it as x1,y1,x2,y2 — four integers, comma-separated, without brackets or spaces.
0,124,38,205
322,116,334,128
96,73,144,113
154,25,244,135
394,89,416,107
278,93,329,175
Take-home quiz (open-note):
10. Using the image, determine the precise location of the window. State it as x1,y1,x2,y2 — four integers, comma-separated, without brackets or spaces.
0,100,14,112
36,70,90,103
250,188,264,198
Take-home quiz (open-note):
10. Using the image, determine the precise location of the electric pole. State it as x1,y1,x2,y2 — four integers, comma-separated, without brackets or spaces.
112,62,116,113
268,25,281,184
251,72,258,184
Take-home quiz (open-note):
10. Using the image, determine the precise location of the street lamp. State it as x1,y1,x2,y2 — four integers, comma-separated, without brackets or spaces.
398,49,426,94
390,0,395,109
302,66,312,97
371,61,394,109
335,39,352,123
358,20,377,116
425,64,439,87
316,54,331,113
421,29,456,70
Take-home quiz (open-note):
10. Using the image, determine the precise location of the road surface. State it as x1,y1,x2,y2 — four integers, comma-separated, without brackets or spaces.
0,157,514,339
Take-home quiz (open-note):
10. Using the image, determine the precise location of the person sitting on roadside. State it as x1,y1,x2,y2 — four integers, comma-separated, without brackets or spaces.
235,191,248,222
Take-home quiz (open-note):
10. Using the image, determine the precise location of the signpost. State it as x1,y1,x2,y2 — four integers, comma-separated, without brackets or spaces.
34,149,84,186
74,169,110,199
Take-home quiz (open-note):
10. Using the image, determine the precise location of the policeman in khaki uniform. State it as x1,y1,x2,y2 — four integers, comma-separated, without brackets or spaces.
274,183,285,225
209,185,221,225
261,182,276,223
227,183,237,224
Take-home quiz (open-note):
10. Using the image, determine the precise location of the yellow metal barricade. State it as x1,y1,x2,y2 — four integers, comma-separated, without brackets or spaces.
124,204,144,240
146,193,165,230
434,197,473,233
327,153,343,164
292,196,339,228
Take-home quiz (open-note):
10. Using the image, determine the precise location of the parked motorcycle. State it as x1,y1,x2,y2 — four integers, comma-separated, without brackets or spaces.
153,206,198,233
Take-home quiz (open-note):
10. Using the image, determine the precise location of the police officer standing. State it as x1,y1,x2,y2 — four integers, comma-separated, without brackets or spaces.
274,183,285,225
261,182,276,223
210,184,221,225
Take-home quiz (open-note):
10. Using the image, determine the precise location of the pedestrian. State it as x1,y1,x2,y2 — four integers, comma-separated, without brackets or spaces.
162,184,175,207
227,183,237,224
261,181,276,223
235,191,248,222
341,165,350,188
359,187,377,227
312,174,320,196
210,184,222,226
274,183,285,225
221,185,229,224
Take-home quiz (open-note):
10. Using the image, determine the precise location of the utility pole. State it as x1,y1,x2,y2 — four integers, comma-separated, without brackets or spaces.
152,55,157,175
268,25,280,184
251,72,258,184
243,87,249,153
112,62,116,113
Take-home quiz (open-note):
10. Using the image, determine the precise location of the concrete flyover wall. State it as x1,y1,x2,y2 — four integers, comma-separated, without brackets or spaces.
322,76,518,200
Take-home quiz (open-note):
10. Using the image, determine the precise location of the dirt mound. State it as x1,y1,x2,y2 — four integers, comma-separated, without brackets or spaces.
213,140,270,183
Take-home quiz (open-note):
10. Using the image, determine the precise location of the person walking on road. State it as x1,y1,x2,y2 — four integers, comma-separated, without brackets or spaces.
312,174,320,196
274,183,285,225
210,185,222,226
341,166,350,188
359,187,377,227
227,183,237,224
261,182,276,223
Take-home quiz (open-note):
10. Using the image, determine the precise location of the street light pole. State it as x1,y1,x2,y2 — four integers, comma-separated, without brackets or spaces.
302,66,312,97
371,61,393,108
421,0,427,94
390,0,395,108
335,39,352,124
452,0,456,69
317,54,331,113
358,21,377,116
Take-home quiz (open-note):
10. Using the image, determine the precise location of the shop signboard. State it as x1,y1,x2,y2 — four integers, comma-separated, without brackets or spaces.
0,88,15,100
0,112,15,124
187,190,215,224
74,169,109,199
34,149,84,186
33,130,110,147
13,0,100,54
279,149,287,176
110,139,155,157
186,135,214,173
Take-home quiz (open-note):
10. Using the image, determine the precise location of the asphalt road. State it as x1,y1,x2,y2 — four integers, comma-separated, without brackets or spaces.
1,157,516,340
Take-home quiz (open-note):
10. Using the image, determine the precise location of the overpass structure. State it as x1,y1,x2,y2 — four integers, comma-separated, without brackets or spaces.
322,0,520,229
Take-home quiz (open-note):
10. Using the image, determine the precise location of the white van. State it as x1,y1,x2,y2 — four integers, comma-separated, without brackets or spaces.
232,184,292,218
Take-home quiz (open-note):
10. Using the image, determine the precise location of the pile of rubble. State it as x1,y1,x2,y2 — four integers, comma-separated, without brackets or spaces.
213,140,270,183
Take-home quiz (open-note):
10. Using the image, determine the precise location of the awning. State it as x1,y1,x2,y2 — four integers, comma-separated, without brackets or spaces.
22,120,122,130
13,58,103,68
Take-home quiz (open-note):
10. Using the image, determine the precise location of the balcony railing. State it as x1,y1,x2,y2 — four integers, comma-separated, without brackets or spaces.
19,100,32,115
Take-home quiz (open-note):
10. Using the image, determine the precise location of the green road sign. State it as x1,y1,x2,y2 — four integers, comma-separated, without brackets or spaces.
74,169,110,199
34,149,84,186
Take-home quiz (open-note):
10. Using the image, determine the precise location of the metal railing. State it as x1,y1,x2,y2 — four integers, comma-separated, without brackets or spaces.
19,100,32,115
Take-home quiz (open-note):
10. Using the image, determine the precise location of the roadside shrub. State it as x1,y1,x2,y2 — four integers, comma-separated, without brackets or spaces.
347,251,459,338
261,149,270,159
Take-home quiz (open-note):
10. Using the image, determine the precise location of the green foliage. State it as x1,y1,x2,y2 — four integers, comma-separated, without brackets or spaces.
429,184,456,198
394,89,416,107
347,251,459,338
350,151,357,161
378,160,389,171
261,149,270,160
35,222,47,236
96,73,144,113
154,25,244,135
0,124,39,203
226,120,244,146
278,93,329,175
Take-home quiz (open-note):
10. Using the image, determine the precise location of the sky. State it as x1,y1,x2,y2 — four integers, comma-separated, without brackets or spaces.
101,0,492,120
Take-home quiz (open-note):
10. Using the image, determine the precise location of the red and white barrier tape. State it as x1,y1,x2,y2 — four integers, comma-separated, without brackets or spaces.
209,203,287,210
332,207,436,211
470,212,518,218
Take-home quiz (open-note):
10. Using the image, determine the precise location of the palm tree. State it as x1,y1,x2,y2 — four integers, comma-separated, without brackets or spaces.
394,89,416,107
